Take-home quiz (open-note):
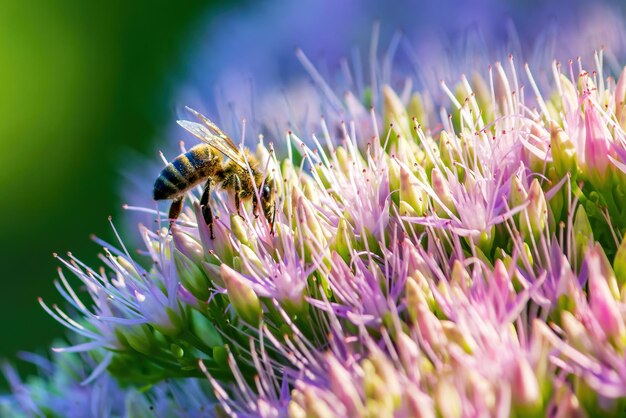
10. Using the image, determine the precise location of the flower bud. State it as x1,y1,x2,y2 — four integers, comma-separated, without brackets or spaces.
194,204,233,264
406,386,436,418
591,243,620,298
399,200,418,217
189,308,223,347
335,146,351,174
202,261,225,287
493,61,513,115
326,354,362,417
587,246,625,342
172,228,204,264
522,179,547,240
238,244,264,276
370,352,401,406
561,311,594,354
298,197,326,245
509,172,527,210
416,303,446,350
221,264,262,326
383,84,411,140
155,307,185,337
550,122,577,178
573,206,593,260
613,234,626,288
288,399,307,418
396,332,420,377
297,196,328,259
493,259,514,297
511,356,542,412
450,260,470,289
229,213,250,246
300,387,335,418
331,218,354,262
464,369,495,411
400,164,425,215
583,99,612,187
406,274,428,324
470,72,492,118
123,325,158,356
441,320,476,354
408,92,430,130
388,157,402,200
437,130,452,165
559,74,579,117
431,167,454,217
435,380,462,418
530,320,552,396
174,249,210,300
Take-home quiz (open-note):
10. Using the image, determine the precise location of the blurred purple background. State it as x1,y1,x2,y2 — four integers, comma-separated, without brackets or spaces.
181,0,625,115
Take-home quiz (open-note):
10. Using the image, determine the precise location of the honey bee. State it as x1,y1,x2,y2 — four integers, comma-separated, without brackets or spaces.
153,108,275,238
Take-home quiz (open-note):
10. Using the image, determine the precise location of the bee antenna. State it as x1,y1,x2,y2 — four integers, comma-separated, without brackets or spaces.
184,106,201,118
240,118,247,148
159,151,168,166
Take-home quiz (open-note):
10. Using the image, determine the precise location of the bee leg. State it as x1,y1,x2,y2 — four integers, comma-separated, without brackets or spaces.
168,197,184,226
270,201,276,235
234,175,243,218
252,197,259,219
200,180,215,240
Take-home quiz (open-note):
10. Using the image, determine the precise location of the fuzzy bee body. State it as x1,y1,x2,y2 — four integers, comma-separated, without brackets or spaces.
153,109,275,238
153,144,220,200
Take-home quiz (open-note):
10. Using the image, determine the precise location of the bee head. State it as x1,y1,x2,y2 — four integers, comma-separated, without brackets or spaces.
260,183,275,222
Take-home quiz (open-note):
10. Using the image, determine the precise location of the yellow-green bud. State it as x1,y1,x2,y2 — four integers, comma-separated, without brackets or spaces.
400,164,425,214
383,84,411,140
230,213,250,246
511,356,542,413
189,308,223,347
221,264,262,326
435,380,462,418
522,179,547,240
174,249,210,300
172,228,204,264
614,234,626,288
431,167,454,217
124,325,158,356
550,122,577,178
573,206,593,259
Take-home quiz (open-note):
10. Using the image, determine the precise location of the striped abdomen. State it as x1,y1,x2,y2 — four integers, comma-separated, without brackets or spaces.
153,144,219,200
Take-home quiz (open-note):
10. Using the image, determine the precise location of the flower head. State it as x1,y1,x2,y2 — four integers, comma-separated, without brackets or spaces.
7,7,626,417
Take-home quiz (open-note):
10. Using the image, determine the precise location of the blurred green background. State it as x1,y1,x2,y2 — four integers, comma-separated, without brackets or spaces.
0,1,229,365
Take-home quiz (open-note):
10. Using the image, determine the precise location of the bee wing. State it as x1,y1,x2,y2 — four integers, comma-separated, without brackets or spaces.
177,120,248,169
184,107,240,152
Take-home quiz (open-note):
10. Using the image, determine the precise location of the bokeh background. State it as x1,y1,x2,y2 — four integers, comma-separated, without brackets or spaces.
0,0,225,367
2,0,626,382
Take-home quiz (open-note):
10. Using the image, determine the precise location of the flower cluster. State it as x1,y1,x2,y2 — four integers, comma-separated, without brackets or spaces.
7,39,626,417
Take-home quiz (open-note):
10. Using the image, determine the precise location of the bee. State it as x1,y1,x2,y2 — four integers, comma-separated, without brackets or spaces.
153,108,275,239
